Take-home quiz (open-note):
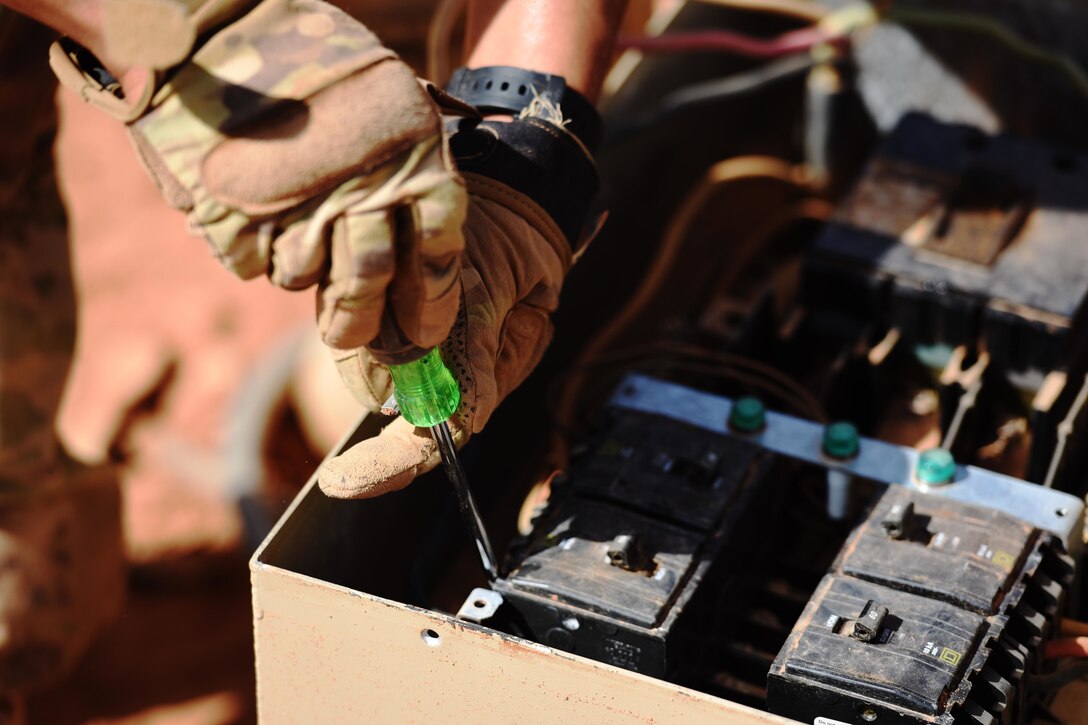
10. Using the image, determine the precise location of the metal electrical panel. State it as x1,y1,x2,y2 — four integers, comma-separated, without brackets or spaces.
469,376,1084,721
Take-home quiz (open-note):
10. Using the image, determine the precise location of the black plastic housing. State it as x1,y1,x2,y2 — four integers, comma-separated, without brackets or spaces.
767,487,1075,725
805,114,1088,376
494,410,784,678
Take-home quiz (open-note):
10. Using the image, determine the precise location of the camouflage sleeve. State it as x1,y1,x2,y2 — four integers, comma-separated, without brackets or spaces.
50,0,470,365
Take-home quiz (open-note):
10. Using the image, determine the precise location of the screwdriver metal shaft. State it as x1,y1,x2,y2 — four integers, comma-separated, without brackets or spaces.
388,348,499,581
430,420,499,581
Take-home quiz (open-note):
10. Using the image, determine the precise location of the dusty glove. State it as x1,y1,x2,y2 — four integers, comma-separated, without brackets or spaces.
317,174,572,498
0,462,125,694
49,0,469,361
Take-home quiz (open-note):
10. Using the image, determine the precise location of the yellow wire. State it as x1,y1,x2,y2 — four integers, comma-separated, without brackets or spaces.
713,196,832,291
690,0,828,23
554,347,823,425
721,1,1088,100
618,1,1088,100
819,3,878,36
551,156,813,465
575,155,807,371
813,3,1088,101
884,6,1088,100
650,341,828,420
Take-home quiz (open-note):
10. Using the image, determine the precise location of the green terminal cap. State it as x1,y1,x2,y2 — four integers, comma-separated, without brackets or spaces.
823,422,860,459
388,348,461,428
916,448,956,486
729,397,766,433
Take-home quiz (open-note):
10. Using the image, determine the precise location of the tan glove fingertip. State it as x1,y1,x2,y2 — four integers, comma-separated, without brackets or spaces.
316,418,439,499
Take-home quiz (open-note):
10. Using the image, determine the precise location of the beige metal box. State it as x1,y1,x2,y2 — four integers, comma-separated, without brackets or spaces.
250,423,788,724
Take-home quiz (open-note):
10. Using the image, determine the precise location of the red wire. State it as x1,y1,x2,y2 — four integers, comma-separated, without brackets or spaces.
1045,637,1088,659
616,27,841,58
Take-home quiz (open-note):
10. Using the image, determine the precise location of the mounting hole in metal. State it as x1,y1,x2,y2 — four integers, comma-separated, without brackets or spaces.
421,629,442,647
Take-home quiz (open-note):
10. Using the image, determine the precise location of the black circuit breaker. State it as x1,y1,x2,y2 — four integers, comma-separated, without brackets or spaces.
805,113,1088,375
493,410,778,678
767,487,1075,725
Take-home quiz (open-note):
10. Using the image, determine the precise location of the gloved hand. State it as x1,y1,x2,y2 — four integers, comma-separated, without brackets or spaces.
50,0,469,361
317,174,572,498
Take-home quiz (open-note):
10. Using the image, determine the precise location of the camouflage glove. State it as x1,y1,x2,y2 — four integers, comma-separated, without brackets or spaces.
50,0,468,361
317,174,572,498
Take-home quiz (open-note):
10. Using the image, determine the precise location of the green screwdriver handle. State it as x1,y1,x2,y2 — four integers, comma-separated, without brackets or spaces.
388,348,461,427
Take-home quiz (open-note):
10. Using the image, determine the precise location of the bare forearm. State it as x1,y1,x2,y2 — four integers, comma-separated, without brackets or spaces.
7,0,626,104
466,0,626,102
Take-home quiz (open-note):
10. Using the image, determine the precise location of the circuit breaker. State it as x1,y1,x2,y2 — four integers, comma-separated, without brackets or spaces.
492,410,781,678
767,487,1075,724
805,113,1088,375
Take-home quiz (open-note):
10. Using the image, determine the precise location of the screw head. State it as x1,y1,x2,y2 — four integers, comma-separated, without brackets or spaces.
916,448,956,486
823,421,860,459
729,397,766,433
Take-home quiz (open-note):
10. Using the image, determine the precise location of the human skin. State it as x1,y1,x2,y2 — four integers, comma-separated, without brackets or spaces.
0,0,627,99
466,0,626,102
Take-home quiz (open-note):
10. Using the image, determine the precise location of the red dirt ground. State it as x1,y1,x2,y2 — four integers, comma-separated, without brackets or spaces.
26,82,314,725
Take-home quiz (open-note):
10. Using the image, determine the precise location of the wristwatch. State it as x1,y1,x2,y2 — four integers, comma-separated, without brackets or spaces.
446,66,602,152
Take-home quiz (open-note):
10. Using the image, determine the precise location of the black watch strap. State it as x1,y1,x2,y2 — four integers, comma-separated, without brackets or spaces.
447,116,599,251
446,66,602,152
